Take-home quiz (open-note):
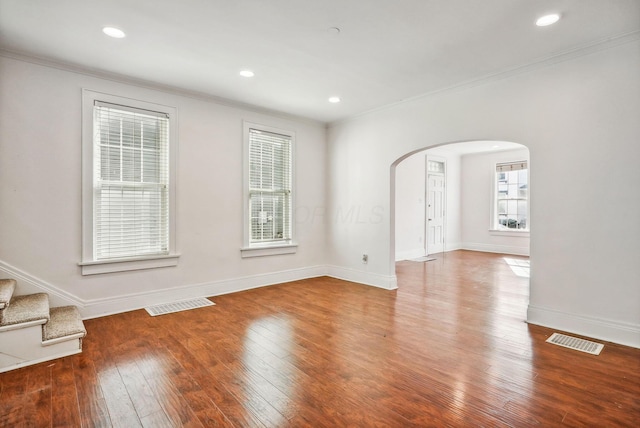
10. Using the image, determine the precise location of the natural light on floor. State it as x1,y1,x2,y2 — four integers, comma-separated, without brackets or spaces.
504,257,530,278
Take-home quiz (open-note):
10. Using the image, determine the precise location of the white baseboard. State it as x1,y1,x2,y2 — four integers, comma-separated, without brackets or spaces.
0,260,82,307
4,258,638,349
326,265,397,290
462,242,529,256
0,259,329,319
527,304,640,349
396,243,463,261
1,259,399,319
395,248,425,261
81,265,328,319
441,243,463,253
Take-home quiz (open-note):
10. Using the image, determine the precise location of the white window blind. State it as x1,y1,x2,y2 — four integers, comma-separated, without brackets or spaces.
93,102,170,260
248,128,292,243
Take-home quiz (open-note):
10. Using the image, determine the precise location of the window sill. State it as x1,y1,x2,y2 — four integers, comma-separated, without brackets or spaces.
79,254,180,275
241,243,298,258
489,229,530,237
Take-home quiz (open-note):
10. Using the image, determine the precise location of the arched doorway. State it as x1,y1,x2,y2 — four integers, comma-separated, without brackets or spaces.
391,140,531,276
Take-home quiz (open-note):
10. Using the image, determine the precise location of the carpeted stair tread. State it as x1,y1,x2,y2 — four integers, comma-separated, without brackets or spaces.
0,293,49,327
43,306,86,342
0,279,16,309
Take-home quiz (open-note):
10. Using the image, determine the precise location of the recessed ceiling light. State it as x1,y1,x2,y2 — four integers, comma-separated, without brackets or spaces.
536,14,560,27
328,96,341,103
103,26,126,38
239,70,255,78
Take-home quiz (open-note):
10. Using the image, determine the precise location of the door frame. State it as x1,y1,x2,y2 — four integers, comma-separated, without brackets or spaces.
425,155,447,255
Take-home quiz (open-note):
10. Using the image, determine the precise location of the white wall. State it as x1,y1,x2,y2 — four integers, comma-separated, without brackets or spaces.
394,148,461,261
1,39,638,348
0,55,327,317
395,153,426,260
327,39,640,347
461,148,530,256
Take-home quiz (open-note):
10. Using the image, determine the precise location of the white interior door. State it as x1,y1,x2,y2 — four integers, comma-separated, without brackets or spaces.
426,172,445,255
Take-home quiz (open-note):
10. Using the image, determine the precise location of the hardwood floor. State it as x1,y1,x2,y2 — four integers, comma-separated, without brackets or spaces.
1,250,639,427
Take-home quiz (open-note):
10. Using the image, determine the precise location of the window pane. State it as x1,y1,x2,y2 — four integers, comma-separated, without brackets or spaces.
100,146,120,181
495,166,528,230
497,200,507,214
248,128,292,244
121,116,136,148
427,160,444,173
94,104,169,259
518,169,528,185
249,192,290,241
122,148,141,182
143,151,161,183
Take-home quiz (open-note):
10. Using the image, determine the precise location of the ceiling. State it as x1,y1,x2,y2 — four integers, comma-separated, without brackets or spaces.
435,141,525,155
0,0,639,123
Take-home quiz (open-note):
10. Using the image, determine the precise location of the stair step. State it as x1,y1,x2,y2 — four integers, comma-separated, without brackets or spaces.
0,293,49,330
0,279,17,309
43,306,86,344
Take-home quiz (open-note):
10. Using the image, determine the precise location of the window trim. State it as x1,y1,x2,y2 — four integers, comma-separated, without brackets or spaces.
80,89,179,275
490,159,530,234
241,121,297,258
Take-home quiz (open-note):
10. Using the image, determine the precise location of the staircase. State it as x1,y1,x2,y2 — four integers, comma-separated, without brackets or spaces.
0,278,86,373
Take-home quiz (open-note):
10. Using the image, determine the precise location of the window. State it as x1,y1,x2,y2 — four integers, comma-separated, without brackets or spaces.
81,91,178,274
242,122,296,257
495,161,528,230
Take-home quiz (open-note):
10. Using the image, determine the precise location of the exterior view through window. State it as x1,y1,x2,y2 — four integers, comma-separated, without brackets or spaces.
248,128,292,244
496,161,528,230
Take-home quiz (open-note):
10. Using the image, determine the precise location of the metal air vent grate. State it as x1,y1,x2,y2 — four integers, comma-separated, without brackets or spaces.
145,298,215,316
546,333,604,355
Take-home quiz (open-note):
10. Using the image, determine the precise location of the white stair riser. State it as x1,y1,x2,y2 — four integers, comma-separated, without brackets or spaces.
0,324,82,373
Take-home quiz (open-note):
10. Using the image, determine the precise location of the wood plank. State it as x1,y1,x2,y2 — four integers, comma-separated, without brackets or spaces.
1,250,639,426
51,357,81,428
72,351,113,428
22,387,52,428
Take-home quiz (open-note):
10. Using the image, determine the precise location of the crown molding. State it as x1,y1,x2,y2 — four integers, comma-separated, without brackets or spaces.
0,49,325,128
329,30,640,128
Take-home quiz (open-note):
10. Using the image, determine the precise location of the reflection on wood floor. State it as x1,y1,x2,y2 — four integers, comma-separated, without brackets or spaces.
1,250,639,426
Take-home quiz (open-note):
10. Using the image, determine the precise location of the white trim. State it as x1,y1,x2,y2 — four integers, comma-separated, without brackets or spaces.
397,245,463,261
0,319,47,333
5,255,638,349
491,157,529,232
242,121,296,254
527,304,640,349
0,349,82,374
326,265,398,290
42,332,86,347
462,242,530,256
80,265,327,319
443,242,463,252
0,259,82,307
0,259,400,319
0,324,82,373
330,31,640,127
425,154,447,256
489,229,530,237
241,244,298,258
395,248,426,262
4,258,399,319
81,89,179,273
79,254,180,275
0,49,323,127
